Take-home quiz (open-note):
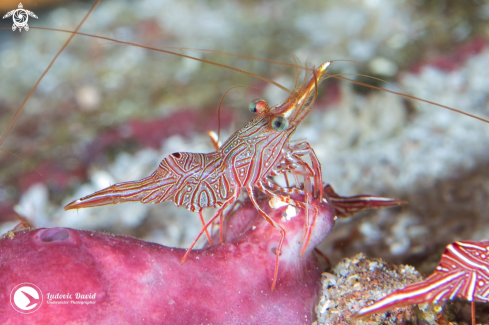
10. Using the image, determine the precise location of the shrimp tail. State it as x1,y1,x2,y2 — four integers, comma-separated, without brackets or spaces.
64,170,176,210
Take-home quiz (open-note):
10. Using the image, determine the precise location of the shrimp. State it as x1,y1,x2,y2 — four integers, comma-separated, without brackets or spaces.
354,240,489,325
65,62,330,290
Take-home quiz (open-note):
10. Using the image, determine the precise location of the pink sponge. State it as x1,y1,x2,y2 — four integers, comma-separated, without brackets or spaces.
0,197,335,324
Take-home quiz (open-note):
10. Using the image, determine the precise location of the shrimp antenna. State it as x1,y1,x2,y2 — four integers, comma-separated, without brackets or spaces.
329,74,489,124
14,26,487,124
22,27,292,95
291,55,303,90
0,148,41,175
216,86,249,145
0,0,102,168
331,72,424,112
1,26,312,77
176,49,373,75
330,59,374,75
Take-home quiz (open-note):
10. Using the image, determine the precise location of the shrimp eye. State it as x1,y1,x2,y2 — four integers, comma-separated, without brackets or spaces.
249,99,269,114
271,115,289,131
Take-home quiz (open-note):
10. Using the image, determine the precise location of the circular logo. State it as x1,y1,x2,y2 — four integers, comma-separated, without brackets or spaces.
10,283,43,314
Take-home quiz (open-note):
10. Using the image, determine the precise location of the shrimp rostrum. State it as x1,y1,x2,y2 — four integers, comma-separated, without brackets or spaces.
65,62,331,290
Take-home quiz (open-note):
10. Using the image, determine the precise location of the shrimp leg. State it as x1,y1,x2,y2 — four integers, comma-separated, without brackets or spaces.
247,186,285,291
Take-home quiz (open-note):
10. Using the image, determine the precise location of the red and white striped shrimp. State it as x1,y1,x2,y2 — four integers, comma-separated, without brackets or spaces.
64,62,330,290
355,240,489,325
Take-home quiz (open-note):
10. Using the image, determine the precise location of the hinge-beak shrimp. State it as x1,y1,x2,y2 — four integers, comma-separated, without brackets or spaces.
65,62,331,290
355,240,489,325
